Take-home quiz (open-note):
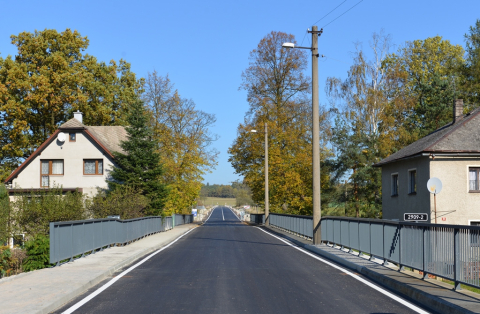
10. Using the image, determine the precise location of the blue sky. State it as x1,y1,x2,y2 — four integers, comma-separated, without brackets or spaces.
1,0,479,184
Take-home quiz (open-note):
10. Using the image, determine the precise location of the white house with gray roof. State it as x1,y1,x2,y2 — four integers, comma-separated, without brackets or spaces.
4,111,127,197
375,100,480,226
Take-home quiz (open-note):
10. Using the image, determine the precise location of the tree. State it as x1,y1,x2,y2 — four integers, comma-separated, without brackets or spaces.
229,31,330,215
326,32,393,218
383,35,465,139
0,29,144,181
461,19,480,108
108,100,167,216
142,71,218,215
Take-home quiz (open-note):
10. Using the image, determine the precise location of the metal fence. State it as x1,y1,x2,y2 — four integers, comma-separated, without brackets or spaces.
250,214,265,224
249,213,313,239
269,213,313,239
174,214,194,226
50,216,173,265
321,216,480,290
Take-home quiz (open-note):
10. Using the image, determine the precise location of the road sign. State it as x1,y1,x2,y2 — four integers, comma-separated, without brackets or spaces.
192,208,197,217
427,177,442,194
404,213,428,222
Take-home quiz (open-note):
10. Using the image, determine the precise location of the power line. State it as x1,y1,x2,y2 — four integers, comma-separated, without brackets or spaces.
300,30,308,47
322,0,364,28
312,0,347,25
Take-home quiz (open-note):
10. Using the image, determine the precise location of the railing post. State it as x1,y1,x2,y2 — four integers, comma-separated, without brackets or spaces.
454,227,461,290
422,226,428,279
398,224,403,271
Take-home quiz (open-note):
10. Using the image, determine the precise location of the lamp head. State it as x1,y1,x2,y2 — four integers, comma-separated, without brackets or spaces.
250,130,258,133
282,43,295,49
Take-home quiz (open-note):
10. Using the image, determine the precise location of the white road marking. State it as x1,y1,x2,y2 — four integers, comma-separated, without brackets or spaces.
204,206,216,224
227,207,241,221
61,228,196,314
222,208,225,220
255,227,430,314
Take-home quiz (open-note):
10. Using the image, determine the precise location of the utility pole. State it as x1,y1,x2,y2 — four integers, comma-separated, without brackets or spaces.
264,122,269,226
310,26,322,244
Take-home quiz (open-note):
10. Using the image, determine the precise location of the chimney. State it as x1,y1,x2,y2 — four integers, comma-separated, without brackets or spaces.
453,99,463,123
74,111,83,123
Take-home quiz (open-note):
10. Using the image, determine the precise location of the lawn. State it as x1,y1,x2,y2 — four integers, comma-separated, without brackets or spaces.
200,197,236,207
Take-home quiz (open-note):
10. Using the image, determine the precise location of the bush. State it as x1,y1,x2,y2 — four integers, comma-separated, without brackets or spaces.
0,184,10,244
10,185,88,239
23,235,50,272
88,186,149,219
0,246,26,277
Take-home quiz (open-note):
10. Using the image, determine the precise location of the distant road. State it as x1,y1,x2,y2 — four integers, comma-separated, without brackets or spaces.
57,206,429,313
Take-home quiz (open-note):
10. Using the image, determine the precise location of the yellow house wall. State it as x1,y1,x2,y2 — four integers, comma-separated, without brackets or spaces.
429,157,480,225
10,132,114,197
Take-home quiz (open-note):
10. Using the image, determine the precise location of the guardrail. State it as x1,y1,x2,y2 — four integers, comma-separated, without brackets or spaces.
249,213,313,239
250,214,265,224
250,213,480,290
321,216,480,290
174,214,194,226
50,216,174,265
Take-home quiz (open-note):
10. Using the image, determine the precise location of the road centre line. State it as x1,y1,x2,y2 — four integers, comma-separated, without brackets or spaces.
255,227,430,314
222,208,224,220
61,228,196,314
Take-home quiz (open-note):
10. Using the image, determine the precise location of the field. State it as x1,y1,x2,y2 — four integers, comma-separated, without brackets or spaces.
200,197,236,207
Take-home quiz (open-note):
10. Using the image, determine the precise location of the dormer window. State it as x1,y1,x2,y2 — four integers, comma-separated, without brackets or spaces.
69,133,76,142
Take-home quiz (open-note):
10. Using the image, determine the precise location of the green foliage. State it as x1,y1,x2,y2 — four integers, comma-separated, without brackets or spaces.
88,186,149,219
0,28,144,181
0,246,11,277
0,184,10,243
10,186,87,238
108,100,168,216
461,19,480,108
23,235,50,272
0,246,27,278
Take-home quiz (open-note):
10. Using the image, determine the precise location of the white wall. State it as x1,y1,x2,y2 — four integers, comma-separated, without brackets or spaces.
11,131,114,197
430,157,480,225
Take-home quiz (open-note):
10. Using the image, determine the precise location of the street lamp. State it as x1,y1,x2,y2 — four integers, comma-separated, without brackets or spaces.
250,122,269,226
283,25,323,244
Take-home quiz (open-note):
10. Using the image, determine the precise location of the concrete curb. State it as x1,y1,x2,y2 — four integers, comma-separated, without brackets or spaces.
259,225,478,314
42,224,198,314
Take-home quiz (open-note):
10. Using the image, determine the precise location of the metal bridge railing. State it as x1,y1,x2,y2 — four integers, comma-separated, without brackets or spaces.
321,216,480,290
249,213,313,239
50,215,194,265
250,213,480,290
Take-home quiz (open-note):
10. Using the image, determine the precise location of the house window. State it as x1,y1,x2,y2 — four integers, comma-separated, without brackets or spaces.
41,160,64,187
84,160,103,175
391,173,399,196
469,168,480,191
408,169,416,194
69,133,76,142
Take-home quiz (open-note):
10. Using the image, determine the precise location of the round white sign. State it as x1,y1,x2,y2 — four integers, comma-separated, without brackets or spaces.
57,132,66,142
427,177,442,194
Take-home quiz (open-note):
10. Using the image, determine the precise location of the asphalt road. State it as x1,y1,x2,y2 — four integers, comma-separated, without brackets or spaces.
56,206,430,314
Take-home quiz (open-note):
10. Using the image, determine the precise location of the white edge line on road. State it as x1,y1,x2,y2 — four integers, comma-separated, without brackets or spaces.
255,227,430,314
222,208,225,221
203,206,216,224
227,206,241,221
62,227,196,314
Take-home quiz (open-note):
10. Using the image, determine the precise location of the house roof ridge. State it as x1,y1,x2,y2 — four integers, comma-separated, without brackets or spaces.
425,108,480,151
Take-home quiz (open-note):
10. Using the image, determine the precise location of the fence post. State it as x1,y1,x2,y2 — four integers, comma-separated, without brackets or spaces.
422,226,428,279
398,224,402,271
454,227,461,290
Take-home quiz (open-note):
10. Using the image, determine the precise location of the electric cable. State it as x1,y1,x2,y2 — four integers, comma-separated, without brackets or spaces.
322,0,364,28
312,0,347,25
